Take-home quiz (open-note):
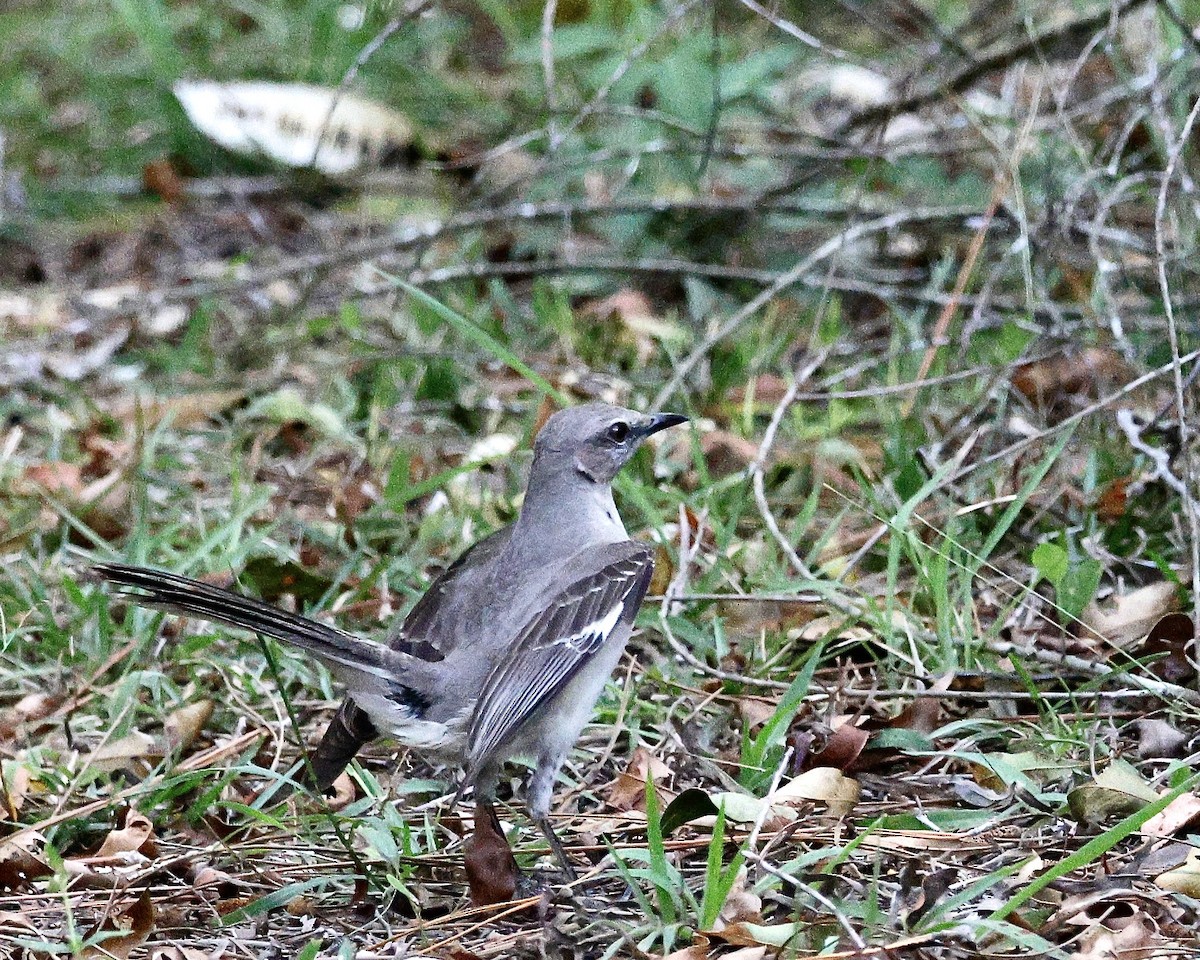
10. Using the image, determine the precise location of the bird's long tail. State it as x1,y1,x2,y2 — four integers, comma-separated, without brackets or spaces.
92,562,400,796
92,562,406,681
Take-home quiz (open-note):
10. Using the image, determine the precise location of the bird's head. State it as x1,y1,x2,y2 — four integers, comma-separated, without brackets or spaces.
532,403,688,485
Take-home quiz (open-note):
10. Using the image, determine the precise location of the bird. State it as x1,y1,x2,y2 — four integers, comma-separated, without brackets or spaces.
93,403,687,883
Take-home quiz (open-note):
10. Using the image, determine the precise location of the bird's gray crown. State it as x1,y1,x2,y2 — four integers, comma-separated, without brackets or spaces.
532,403,688,485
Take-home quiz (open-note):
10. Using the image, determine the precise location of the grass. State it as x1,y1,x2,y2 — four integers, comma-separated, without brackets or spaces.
3,0,1200,956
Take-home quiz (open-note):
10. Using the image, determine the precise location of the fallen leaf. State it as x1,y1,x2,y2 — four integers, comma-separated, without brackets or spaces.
1075,915,1161,960
175,80,415,174
711,921,798,949
1093,476,1128,522
1140,792,1200,838
81,890,155,959
736,697,778,733
1135,718,1189,759
659,789,719,836
699,430,760,480
1012,348,1127,413
90,730,158,773
0,692,64,741
151,947,215,960
0,840,51,890
1081,581,1179,648
580,289,683,365
107,389,245,431
607,747,674,812
662,939,711,960
142,158,184,203
809,719,868,772
710,868,762,931
465,801,518,907
164,700,213,752
772,767,860,817
0,763,30,818
326,771,356,811
1140,612,1196,684
704,792,789,826
1068,759,1158,823
93,809,157,860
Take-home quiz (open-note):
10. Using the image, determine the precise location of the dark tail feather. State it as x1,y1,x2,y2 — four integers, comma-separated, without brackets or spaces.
92,562,404,681
93,563,391,804
267,697,378,803
309,698,378,790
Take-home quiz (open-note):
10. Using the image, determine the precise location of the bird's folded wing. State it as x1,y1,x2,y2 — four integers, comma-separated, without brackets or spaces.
385,527,513,661
465,542,654,772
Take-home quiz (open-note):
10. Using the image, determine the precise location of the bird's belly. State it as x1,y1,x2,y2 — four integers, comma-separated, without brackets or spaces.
351,692,468,752
510,630,630,761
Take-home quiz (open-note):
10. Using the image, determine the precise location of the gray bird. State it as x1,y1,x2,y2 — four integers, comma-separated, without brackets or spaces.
94,403,687,878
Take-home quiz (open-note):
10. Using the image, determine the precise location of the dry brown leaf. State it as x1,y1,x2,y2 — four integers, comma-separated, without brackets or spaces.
710,868,762,931
860,831,991,854
465,802,519,907
581,289,675,365
151,947,213,960
23,461,85,498
164,699,214,752
142,158,184,204
700,430,760,480
0,840,52,890
607,746,674,812
772,766,860,817
737,697,778,733
0,691,64,741
326,771,357,811
1093,476,1128,522
710,920,795,950
1075,915,1160,960
107,389,246,431
1135,718,1190,758
810,719,868,772
725,373,790,410
91,730,158,772
1141,612,1197,684
93,809,156,860
1012,348,1128,411
0,763,30,818
81,890,155,959
1140,792,1200,838
0,910,39,934
1081,581,1179,648
662,939,711,960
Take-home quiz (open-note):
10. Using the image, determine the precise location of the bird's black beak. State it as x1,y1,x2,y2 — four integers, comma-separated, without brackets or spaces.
640,412,689,437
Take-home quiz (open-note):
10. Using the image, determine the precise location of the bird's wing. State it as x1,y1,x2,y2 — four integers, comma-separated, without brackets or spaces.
465,541,654,773
386,526,513,661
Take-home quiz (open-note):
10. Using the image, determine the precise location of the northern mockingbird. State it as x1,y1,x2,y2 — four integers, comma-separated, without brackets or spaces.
94,403,687,879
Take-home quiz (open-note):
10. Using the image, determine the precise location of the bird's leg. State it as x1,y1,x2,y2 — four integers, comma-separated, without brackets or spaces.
533,814,578,881
528,751,578,880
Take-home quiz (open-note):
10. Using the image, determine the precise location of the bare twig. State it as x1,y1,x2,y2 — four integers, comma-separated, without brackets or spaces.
652,208,951,409
1153,87,1200,644
843,0,1151,132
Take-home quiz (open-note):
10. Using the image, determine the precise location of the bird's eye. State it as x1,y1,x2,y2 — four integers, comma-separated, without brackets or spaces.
606,421,630,443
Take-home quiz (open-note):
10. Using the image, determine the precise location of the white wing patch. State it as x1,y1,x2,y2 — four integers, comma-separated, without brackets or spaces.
552,601,625,652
